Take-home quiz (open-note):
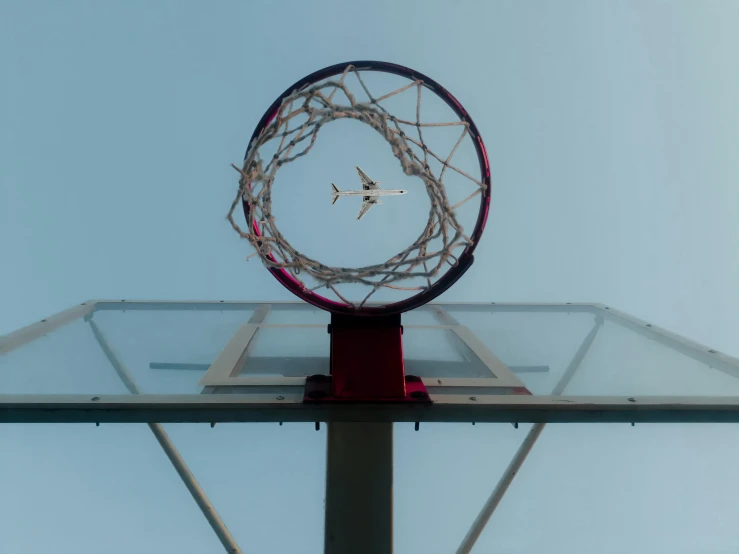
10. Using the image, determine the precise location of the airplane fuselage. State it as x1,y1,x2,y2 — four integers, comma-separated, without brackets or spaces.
331,167,407,219
335,189,407,197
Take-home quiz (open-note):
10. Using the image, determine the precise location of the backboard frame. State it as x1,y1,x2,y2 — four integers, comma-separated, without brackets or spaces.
2,300,739,424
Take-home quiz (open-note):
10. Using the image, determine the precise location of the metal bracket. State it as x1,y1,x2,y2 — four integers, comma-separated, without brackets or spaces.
303,313,431,404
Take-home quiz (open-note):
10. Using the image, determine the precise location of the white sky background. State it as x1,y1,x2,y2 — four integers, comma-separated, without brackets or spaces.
2,1,739,553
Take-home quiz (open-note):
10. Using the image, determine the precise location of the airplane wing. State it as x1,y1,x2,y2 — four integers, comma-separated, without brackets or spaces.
357,196,377,220
356,166,380,190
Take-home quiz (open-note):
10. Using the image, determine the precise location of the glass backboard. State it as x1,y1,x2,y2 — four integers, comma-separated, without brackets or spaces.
3,301,739,554
2,300,739,423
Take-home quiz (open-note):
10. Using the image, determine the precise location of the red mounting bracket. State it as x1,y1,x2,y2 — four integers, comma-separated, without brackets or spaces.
304,313,431,404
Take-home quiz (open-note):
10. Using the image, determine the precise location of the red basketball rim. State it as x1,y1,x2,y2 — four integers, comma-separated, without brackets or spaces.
242,60,491,316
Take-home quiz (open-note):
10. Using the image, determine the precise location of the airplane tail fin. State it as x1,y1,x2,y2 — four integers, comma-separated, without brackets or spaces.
331,183,340,205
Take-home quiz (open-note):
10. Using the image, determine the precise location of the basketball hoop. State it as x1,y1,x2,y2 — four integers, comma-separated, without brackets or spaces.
228,61,491,316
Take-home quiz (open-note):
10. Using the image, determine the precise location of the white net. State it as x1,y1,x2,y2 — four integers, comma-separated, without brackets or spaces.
228,64,487,309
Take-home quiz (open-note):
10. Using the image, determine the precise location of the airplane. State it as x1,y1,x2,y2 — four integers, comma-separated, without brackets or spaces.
331,166,408,220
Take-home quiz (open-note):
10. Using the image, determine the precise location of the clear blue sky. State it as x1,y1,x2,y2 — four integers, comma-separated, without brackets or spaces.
3,1,739,553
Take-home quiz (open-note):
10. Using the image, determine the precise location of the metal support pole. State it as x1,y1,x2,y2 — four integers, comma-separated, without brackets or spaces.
455,422,545,554
89,320,242,554
455,315,603,554
147,422,241,554
324,422,393,554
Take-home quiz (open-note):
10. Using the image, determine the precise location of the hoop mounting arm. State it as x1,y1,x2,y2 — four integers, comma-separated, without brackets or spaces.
304,314,430,403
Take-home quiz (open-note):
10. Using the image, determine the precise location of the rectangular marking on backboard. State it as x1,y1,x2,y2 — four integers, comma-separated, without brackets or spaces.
429,305,459,326
248,304,271,324
428,305,527,388
199,323,259,386
200,376,306,387
451,326,525,388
